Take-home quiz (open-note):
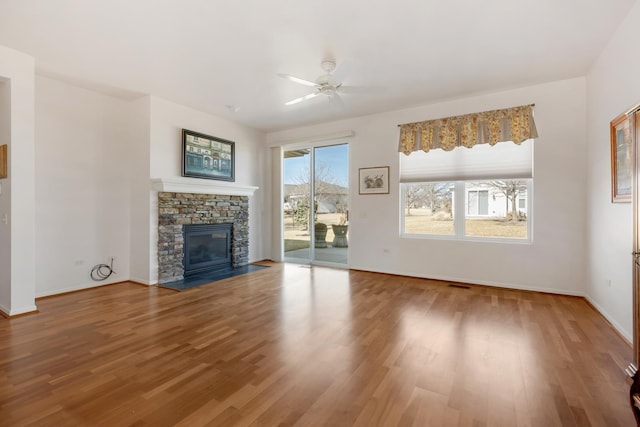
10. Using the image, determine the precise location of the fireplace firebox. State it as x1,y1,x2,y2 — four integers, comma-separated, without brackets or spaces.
183,223,232,276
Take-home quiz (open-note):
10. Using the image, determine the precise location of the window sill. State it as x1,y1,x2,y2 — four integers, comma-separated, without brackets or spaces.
401,233,532,245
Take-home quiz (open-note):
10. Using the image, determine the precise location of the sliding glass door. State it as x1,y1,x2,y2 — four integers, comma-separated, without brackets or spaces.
313,144,349,264
282,143,349,266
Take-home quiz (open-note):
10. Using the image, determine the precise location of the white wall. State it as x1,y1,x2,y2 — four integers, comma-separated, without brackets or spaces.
12,75,267,292
268,78,588,296
586,1,640,341
34,76,133,297
128,96,152,284
0,45,36,315
147,96,266,283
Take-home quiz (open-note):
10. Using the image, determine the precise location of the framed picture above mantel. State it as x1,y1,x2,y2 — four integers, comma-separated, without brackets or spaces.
182,129,235,182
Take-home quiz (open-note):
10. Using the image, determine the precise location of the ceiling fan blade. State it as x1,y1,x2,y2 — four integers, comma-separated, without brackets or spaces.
278,73,318,88
285,92,320,106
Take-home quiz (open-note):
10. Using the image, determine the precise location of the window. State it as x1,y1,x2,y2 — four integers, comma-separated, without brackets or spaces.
400,139,533,242
402,180,531,240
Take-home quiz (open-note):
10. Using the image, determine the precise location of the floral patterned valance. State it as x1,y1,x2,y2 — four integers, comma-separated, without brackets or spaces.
398,104,538,155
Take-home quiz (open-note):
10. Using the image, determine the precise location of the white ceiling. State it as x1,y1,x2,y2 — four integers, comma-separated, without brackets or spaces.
0,0,636,132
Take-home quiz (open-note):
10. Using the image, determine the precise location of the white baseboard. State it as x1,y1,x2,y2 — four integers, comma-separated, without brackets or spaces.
36,279,125,298
128,276,156,286
0,302,38,316
348,265,585,297
34,276,158,299
585,295,632,343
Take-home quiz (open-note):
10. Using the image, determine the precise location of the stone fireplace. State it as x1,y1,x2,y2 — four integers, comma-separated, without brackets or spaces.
157,192,250,284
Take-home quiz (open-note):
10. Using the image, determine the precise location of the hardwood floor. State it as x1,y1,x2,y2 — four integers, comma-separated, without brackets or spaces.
0,263,635,426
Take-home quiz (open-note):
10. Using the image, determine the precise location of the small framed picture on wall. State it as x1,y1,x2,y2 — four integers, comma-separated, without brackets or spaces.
359,166,389,195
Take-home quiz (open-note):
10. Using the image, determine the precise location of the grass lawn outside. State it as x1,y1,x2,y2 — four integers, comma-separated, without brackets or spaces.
284,210,526,252
284,239,310,252
405,208,526,238
283,212,347,252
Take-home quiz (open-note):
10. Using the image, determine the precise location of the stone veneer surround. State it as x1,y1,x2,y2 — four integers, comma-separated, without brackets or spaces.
157,192,249,283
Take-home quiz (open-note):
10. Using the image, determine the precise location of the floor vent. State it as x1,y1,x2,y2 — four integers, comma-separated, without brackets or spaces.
448,283,470,289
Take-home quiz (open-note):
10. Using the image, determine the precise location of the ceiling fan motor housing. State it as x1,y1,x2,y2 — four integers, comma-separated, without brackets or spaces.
317,60,337,92
316,74,330,85
320,85,336,96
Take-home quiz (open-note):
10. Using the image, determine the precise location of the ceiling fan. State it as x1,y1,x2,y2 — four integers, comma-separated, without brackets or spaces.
279,60,356,107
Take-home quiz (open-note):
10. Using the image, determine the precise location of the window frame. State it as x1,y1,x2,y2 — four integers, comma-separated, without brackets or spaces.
400,179,533,244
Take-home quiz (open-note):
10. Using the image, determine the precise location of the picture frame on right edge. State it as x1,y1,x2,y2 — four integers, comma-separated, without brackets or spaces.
611,114,632,203
359,166,390,195
0,145,6,179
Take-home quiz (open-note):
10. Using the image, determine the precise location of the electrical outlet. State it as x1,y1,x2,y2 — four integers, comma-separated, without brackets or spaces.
606,279,612,288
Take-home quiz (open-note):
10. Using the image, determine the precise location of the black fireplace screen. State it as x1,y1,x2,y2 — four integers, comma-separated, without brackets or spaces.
183,223,232,276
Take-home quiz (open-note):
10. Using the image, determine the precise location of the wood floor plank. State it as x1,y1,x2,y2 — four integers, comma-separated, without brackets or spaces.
0,263,635,426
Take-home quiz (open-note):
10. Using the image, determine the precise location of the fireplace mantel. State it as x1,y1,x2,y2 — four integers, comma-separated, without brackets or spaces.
151,177,258,196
